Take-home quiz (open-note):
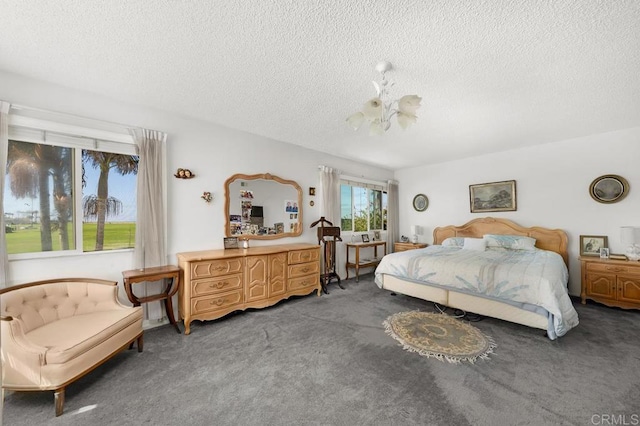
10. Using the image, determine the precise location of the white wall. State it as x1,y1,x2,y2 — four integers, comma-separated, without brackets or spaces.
0,71,394,287
394,128,640,295
4,70,638,297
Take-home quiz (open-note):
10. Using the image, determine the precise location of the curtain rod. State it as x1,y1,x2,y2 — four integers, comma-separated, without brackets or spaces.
8,102,164,135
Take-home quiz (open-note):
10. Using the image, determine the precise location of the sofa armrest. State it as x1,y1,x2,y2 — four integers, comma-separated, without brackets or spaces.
2,317,48,355
1,318,47,374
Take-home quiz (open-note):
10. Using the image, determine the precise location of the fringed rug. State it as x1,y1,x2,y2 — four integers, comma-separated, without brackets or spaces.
383,311,496,364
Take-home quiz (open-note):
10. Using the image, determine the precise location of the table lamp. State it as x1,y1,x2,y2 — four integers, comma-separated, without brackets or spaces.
620,226,640,261
410,225,420,243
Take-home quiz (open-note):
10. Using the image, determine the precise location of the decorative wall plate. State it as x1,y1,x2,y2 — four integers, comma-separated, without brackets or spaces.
412,194,429,212
589,175,629,204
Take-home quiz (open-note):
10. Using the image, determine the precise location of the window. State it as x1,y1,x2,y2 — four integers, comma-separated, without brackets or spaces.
340,179,387,232
4,124,138,256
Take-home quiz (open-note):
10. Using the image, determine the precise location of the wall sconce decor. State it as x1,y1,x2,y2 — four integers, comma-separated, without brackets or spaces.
201,191,212,203
174,168,195,179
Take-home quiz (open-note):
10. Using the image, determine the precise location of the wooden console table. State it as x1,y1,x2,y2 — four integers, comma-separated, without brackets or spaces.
345,241,387,282
122,265,181,334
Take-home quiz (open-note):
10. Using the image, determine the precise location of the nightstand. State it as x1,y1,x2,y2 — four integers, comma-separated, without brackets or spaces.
579,256,640,310
394,242,428,252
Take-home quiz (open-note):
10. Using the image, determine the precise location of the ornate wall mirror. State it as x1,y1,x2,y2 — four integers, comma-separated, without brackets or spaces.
224,173,303,240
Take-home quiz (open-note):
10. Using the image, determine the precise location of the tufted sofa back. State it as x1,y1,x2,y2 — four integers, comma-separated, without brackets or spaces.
1,279,120,334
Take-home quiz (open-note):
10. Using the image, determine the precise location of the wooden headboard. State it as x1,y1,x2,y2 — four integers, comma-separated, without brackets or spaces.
433,217,569,266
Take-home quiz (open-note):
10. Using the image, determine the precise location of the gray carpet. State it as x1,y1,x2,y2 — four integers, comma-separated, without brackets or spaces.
4,275,640,426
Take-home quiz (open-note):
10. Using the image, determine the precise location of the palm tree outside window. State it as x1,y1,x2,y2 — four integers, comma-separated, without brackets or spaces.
4,134,138,255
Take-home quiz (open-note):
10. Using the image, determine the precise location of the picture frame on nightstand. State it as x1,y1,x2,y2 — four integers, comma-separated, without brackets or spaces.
579,235,608,257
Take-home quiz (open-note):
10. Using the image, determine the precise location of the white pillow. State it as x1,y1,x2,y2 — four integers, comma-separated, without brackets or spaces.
483,234,537,251
462,237,487,251
441,237,464,247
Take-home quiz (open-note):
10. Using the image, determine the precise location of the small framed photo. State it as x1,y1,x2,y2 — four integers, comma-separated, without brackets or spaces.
223,237,239,249
274,222,284,234
361,234,370,243
374,231,381,241
599,248,610,259
580,235,608,257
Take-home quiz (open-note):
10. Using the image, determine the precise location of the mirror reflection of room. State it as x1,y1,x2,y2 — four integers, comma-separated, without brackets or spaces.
228,178,298,236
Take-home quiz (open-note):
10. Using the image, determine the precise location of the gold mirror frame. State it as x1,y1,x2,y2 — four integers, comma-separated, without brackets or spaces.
589,174,629,204
224,173,303,240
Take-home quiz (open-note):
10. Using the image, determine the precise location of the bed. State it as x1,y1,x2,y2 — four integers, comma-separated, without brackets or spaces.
375,217,579,339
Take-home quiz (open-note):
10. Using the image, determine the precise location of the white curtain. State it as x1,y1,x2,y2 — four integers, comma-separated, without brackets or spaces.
386,180,399,253
130,128,167,321
0,101,10,288
318,165,341,225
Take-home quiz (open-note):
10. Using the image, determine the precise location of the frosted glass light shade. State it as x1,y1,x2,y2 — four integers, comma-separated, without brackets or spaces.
621,226,640,261
410,225,419,243
621,226,640,245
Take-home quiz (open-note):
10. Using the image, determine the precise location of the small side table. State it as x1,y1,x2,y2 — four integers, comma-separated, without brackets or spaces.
122,265,182,334
394,242,428,252
345,241,387,282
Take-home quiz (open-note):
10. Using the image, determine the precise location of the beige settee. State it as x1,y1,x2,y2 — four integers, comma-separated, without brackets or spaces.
1,278,143,416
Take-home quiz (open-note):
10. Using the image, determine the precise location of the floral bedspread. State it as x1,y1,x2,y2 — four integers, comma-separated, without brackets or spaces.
374,246,579,338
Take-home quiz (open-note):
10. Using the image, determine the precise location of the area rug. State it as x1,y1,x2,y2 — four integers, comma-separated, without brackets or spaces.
383,311,496,364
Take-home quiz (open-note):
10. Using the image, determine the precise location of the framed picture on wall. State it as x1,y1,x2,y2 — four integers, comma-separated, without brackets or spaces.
469,180,517,213
589,174,629,204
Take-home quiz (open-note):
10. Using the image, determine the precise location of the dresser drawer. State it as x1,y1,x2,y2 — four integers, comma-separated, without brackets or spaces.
288,274,319,291
191,274,242,297
586,262,640,275
191,258,243,278
288,261,319,279
288,248,319,265
191,290,243,315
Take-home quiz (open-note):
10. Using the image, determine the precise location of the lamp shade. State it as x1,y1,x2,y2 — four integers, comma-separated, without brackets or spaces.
410,225,419,243
621,226,640,245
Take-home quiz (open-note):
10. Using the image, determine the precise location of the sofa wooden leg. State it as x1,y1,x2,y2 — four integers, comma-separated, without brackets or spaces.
54,388,65,417
137,334,144,352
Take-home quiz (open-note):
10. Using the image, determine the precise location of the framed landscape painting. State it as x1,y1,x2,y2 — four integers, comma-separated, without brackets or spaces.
469,180,517,213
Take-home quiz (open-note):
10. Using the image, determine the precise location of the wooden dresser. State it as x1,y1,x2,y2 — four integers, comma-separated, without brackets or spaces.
394,242,428,252
177,243,320,334
580,256,640,310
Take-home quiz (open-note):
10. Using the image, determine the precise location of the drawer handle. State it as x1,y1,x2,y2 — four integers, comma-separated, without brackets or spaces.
214,265,226,271
209,281,228,289
605,266,624,272
210,298,225,306
301,267,310,273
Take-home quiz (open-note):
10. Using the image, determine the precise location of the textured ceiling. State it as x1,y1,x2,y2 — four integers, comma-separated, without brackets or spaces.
1,1,639,170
